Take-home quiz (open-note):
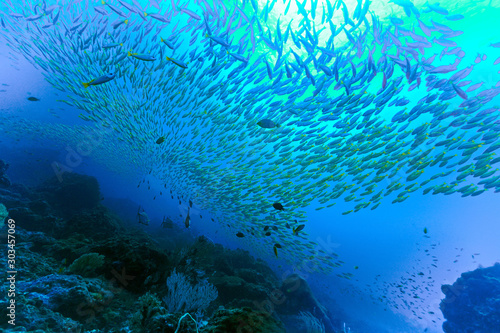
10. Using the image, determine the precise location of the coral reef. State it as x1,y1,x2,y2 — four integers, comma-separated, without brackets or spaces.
59,205,123,240
163,268,218,314
18,274,113,321
0,170,337,333
0,203,7,227
7,206,61,234
129,292,180,333
0,159,11,188
35,172,101,216
69,253,106,278
298,311,326,333
0,186,29,208
440,263,500,333
202,307,286,333
277,274,335,333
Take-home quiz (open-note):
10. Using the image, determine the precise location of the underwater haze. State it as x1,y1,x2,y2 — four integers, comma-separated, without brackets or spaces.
1,0,500,332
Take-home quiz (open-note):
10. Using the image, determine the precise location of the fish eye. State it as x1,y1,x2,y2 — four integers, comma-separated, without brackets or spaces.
109,72,114,76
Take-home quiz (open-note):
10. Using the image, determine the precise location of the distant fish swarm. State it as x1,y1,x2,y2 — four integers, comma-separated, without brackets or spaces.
1,0,500,273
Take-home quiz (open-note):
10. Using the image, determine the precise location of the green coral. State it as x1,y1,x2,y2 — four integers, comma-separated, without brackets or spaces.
129,292,172,332
0,203,8,227
129,292,202,333
68,252,105,277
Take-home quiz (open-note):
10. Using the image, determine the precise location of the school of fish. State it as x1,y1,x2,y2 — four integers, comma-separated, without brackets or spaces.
1,0,500,277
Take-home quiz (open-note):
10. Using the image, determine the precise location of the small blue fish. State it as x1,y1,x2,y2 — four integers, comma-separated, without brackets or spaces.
166,56,187,68
426,2,449,15
128,51,156,61
160,37,175,49
264,58,273,79
257,119,279,128
446,14,464,21
102,42,122,49
82,73,115,88
206,34,230,47
227,51,248,63
25,14,44,21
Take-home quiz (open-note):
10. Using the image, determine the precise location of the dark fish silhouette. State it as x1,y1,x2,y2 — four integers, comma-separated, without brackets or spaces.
273,203,285,211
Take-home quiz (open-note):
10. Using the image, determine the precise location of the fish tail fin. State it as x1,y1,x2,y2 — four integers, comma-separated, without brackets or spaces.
101,0,105,4
120,43,123,46
166,56,171,61
124,19,128,24
82,82,90,88
127,51,132,56
276,124,281,128
144,12,148,16
161,37,164,42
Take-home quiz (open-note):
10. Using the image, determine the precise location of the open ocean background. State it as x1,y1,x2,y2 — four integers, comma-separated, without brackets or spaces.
1,0,500,332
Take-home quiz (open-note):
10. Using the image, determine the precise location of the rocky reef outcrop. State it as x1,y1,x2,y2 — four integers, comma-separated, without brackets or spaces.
277,274,336,332
203,307,286,333
0,159,11,188
35,172,101,216
440,263,500,333
0,167,337,332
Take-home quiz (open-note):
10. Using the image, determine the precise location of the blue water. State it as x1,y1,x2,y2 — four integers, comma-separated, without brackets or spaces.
1,0,500,332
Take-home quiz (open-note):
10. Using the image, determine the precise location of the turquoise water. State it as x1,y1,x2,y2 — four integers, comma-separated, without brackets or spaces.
1,0,500,331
